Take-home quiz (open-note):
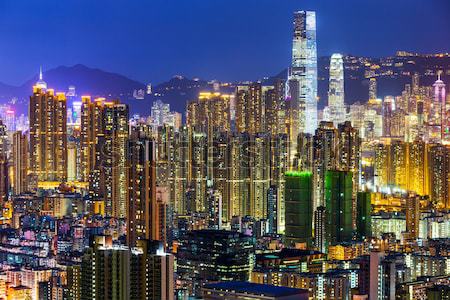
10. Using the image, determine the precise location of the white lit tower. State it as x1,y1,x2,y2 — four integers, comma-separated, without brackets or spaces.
325,53,346,126
429,71,446,143
287,11,318,166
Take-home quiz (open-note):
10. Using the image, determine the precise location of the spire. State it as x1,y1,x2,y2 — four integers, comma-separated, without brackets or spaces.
438,70,442,81
35,66,47,90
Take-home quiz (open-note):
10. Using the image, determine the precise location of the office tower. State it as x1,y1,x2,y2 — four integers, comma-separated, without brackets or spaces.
177,230,255,297
186,92,231,133
357,192,372,240
325,171,353,248
313,122,338,210
369,78,377,100
314,206,326,252
382,96,394,137
284,171,313,247
408,140,426,195
429,72,446,142
150,100,170,127
270,134,289,233
83,98,129,218
250,134,271,220
81,236,174,300
405,194,420,240
288,11,318,136
228,133,251,217
428,144,449,209
325,53,346,126
12,131,28,195
127,132,157,247
29,75,67,185
265,79,286,135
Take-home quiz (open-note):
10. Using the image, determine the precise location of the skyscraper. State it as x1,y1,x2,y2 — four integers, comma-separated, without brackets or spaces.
127,130,157,247
325,53,346,126
324,171,353,248
288,11,318,165
82,97,129,218
429,72,446,142
12,131,28,195
284,171,313,247
29,74,67,186
428,144,449,209
81,236,174,300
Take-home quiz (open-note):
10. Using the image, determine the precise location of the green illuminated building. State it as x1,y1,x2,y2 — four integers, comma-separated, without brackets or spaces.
325,171,353,247
357,191,372,240
284,171,313,246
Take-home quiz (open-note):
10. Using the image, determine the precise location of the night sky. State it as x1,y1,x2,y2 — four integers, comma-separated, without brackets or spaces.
0,0,449,85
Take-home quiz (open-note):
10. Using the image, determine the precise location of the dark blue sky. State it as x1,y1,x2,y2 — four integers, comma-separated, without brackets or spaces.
0,0,449,85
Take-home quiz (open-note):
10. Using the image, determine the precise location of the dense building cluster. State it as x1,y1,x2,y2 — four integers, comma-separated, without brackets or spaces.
0,10,447,300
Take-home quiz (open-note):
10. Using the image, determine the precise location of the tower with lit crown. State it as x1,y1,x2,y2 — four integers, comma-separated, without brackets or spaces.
29,68,67,186
325,53,346,126
288,11,318,166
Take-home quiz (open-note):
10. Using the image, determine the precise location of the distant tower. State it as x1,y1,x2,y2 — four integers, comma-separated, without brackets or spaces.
369,78,377,100
326,53,346,126
35,66,47,91
429,71,446,142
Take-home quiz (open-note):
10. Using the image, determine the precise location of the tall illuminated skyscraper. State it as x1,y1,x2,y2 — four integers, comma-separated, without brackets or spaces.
429,72,446,142
82,97,129,218
29,72,67,186
369,78,377,101
428,144,449,209
284,171,313,247
288,11,318,164
325,53,346,126
127,129,157,247
12,131,28,195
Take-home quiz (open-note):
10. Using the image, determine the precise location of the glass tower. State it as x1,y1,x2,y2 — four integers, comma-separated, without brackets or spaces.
325,53,346,126
288,11,318,139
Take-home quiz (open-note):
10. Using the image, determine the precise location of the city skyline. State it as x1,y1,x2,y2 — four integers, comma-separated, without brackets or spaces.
0,0,449,85
0,4,449,300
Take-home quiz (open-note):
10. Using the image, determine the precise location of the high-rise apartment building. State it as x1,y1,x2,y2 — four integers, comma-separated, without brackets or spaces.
324,171,353,248
81,97,129,218
284,171,313,247
12,131,28,195
127,130,157,247
29,75,67,185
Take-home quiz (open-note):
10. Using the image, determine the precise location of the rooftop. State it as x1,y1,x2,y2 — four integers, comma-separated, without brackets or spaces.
204,281,308,297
